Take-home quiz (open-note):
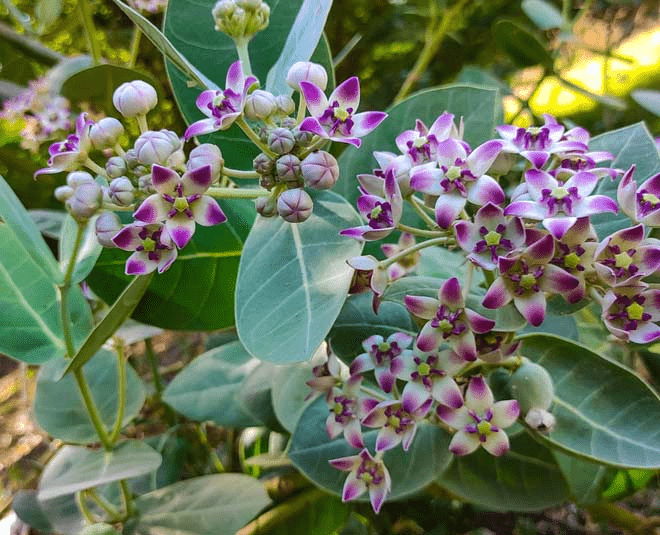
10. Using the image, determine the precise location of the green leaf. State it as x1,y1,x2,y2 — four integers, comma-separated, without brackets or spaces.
438,432,570,511
235,190,363,363
632,89,660,116
0,174,60,282
38,493,85,535
163,340,261,427
289,397,452,501
591,122,660,239
553,451,616,505
236,361,288,431
61,64,162,117
417,246,484,288
164,0,335,170
602,468,654,499
521,0,564,30
87,198,255,330
59,215,102,284
132,474,271,535
520,312,579,340
113,0,211,88
266,493,351,535
38,441,162,501
35,0,63,30
12,490,54,533
492,19,554,69
265,0,332,97
328,292,416,363
0,222,92,364
29,209,66,240
34,349,146,444
337,84,503,209
455,66,512,94
62,274,154,377
518,334,660,469
271,361,316,433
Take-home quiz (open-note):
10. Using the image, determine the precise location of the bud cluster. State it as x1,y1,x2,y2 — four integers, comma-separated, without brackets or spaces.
212,0,270,41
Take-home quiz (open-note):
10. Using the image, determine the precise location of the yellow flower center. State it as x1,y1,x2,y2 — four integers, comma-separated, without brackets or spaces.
142,237,156,252
477,421,493,435
360,472,374,484
333,403,344,415
552,186,569,200
412,136,428,148
643,192,660,205
417,362,431,376
520,273,537,289
174,197,189,212
614,252,633,269
484,230,501,247
445,166,462,181
334,107,350,121
378,342,390,352
564,252,581,270
388,415,401,428
370,205,383,219
212,92,226,107
626,302,645,321
437,318,453,332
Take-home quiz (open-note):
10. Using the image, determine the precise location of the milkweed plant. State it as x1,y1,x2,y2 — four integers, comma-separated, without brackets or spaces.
4,0,660,533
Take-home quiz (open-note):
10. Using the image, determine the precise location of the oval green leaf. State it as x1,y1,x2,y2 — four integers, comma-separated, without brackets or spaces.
59,215,103,285
163,340,261,428
521,0,564,30
38,441,162,501
133,474,271,535
289,397,452,501
235,190,363,363
519,334,660,469
632,89,660,116
492,19,554,69
34,349,146,444
87,198,255,330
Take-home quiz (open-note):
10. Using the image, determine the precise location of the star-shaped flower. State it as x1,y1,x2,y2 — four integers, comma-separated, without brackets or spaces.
35,113,93,177
362,398,433,452
112,223,177,275
602,284,660,344
350,332,413,393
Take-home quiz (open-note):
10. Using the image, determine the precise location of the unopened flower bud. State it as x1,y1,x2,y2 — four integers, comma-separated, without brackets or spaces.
106,156,128,178
301,150,339,190
510,359,554,413
277,188,313,223
67,171,95,188
109,177,135,206
294,128,314,147
212,0,269,40
524,408,556,433
124,149,139,169
260,174,275,190
244,90,276,121
95,211,122,247
275,95,295,116
268,128,295,155
66,182,102,220
113,80,157,117
54,185,74,202
188,143,224,182
253,152,274,175
286,61,328,91
138,174,154,192
90,118,125,150
134,130,182,166
255,195,278,217
276,154,301,184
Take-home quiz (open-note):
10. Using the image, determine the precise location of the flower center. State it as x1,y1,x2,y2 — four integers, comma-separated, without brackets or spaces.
552,186,569,200
445,166,462,181
614,251,633,269
142,237,156,252
520,273,537,289
412,136,428,148
212,92,226,107
626,301,645,321
334,107,350,122
417,362,431,376
360,472,374,485
564,252,581,270
484,230,501,247
476,421,494,436
174,197,189,212
378,342,390,352
437,318,453,332
388,415,401,428
643,192,660,206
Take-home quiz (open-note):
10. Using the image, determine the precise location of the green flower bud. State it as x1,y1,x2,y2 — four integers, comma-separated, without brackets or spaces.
212,0,269,40
274,94,295,116
510,359,554,413
109,177,135,206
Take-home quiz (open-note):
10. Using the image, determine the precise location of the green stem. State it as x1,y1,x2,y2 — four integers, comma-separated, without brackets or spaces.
395,223,445,238
109,341,127,445
296,95,307,124
298,136,329,159
85,158,107,178
234,37,253,76
197,424,225,472
86,489,122,522
394,0,471,103
78,0,101,65
236,118,276,157
407,195,437,229
381,236,448,269
145,338,163,397
207,186,268,199
76,492,96,524
60,221,86,357
120,480,135,518
74,367,113,449
128,27,142,68
136,114,149,134
223,167,260,179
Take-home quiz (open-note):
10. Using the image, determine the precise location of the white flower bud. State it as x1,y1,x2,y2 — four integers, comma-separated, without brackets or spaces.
188,144,224,182
244,90,277,121
134,130,182,166
54,185,74,202
109,177,135,206
286,61,328,91
277,188,313,223
66,171,95,188
112,80,157,117
274,95,295,116
89,117,125,149
510,359,554,413
106,156,128,178
95,211,122,247
255,195,278,217
138,174,154,193
301,151,339,190
213,0,269,39
524,408,556,433
66,182,102,221
268,128,295,155
253,152,273,175
275,154,301,184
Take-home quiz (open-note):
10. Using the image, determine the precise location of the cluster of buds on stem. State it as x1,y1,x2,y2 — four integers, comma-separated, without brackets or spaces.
212,0,270,42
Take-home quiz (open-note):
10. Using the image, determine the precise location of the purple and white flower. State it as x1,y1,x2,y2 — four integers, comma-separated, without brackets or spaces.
112,223,178,275
395,112,464,165
505,169,617,239
184,61,257,140
35,113,93,177
350,332,413,393
133,164,226,249
381,232,420,281
409,138,504,228
405,277,496,361
329,448,391,513
601,284,660,344
299,77,387,147
325,377,377,449
437,376,519,457
362,398,433,452
617,165,660,227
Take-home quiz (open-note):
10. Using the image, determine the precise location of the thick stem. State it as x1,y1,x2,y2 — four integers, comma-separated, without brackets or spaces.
86,489,122,522
120,480,135,518
394,0,471,103
76,492,96,524
136,114,149,134
197,424,225,472
74,368,112,449
236,117,276,157
234,37,253,76
59,221,86,357
128,28,142,68
296,94,307,124
207,186,268,199
395,223,446,238
381,236,448,269
109,341,127,445
145,338,163,396
85,158,107,178
223,167,260,179
78,0,101,65
407,195,438,229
